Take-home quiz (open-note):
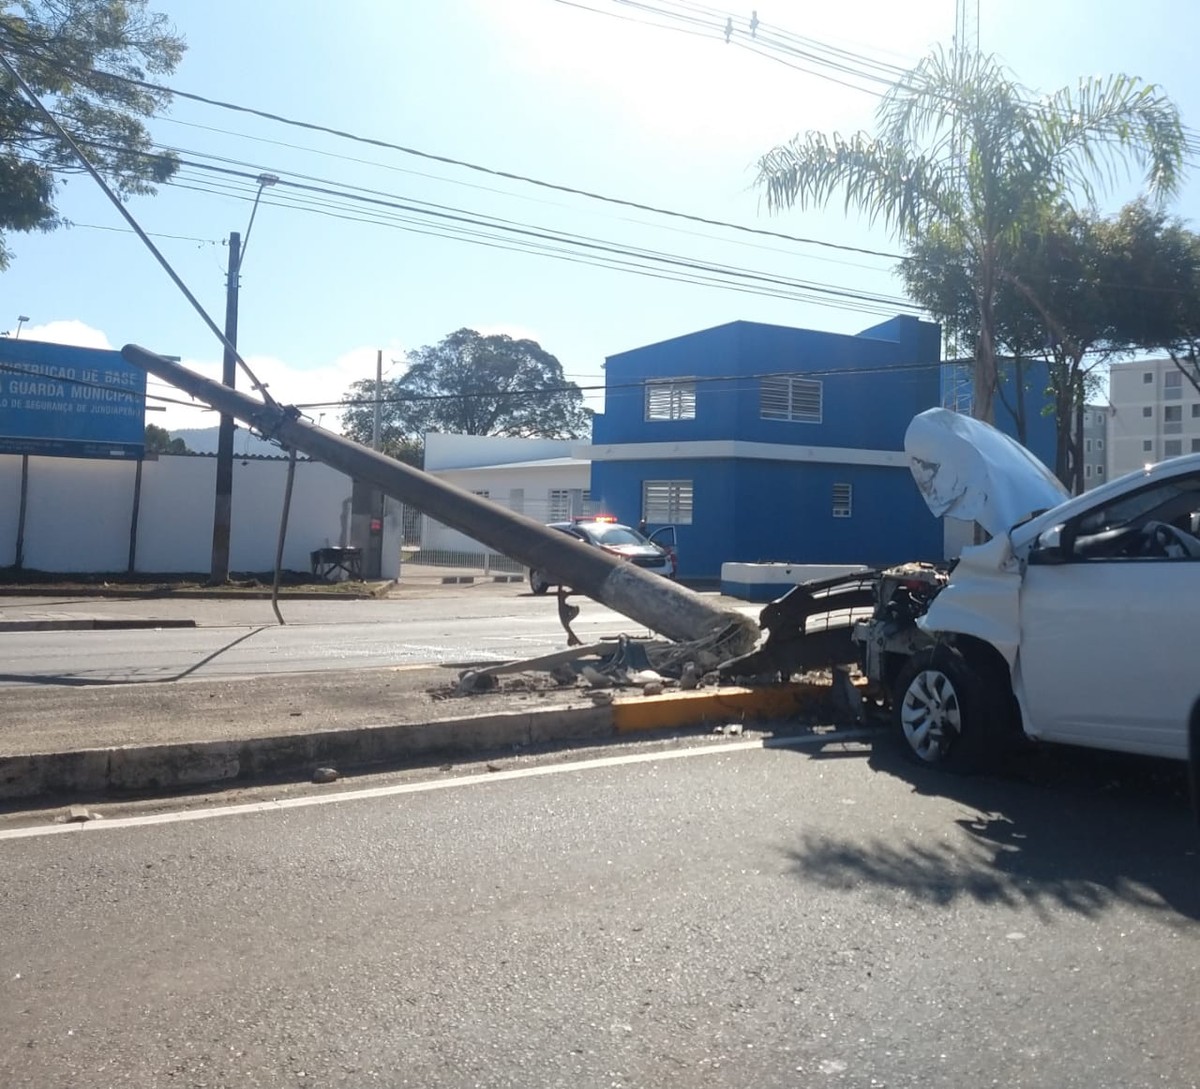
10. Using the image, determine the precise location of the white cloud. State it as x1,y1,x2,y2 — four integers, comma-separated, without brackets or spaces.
14,319,113,350
23,320,408,436
155,343,401,433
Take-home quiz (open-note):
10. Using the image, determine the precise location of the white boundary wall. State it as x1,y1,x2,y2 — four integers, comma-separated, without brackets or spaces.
0,453,363,574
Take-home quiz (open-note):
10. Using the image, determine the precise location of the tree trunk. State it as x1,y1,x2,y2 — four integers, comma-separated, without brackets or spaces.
1073,372,1086,495
1052,358,1073,486
972,253,998,424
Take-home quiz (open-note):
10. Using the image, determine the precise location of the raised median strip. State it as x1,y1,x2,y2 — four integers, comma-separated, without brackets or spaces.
0,680,837,802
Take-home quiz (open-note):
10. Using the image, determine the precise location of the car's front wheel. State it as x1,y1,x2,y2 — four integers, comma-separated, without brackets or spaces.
893,646,999,773
529,568,552,595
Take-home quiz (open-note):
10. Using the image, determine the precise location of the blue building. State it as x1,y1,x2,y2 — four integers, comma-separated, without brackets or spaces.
580,315,949,581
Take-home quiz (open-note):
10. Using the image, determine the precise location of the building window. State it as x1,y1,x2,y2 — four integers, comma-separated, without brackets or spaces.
644,378,696,421
1192,439,1200,453
1165,405,1182,422
642,480,693,524
1144,372,1154,383
1097,438,1104,450
1097,465,1105,476
1165,440,1183,458
1143,440,1154,452
1085,464,1092,478
1143,406,1153,418
1165,370,1182,388
1193,404,1200,418
1085,438,1092,453
761,375,822,423
548,489,571,521
832,482,853,518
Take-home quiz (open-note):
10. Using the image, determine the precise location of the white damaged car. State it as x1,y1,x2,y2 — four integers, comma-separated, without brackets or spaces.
855,407,1200,778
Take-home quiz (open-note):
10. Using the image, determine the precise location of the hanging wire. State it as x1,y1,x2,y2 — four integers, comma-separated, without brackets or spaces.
270,447,299,625
0,51,278,408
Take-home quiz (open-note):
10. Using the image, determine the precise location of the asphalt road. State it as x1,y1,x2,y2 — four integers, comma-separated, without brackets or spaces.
1,736,1196,1088
0,588,687,686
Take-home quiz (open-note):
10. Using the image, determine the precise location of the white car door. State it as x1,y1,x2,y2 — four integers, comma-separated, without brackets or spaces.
1015,469,1200,760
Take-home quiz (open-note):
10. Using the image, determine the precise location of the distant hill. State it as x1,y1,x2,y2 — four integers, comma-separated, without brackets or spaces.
169,426,288,458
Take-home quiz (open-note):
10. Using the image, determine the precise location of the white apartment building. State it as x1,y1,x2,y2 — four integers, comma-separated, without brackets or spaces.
1081,403,1109,490
1107,357,1200,478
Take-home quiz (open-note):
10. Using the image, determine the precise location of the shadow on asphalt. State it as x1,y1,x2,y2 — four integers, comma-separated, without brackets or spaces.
0,627,268,686
785,734,1199,923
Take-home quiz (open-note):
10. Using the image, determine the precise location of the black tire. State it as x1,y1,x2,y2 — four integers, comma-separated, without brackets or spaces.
529,569,551,595
1188,702,1200,827
892,645,1002,774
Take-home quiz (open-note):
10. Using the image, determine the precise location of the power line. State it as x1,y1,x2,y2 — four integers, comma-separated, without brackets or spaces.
21,60,911,264
571,0,1200,157
63,221,220,245
48,133,913,316
147,117,896,275
308,356,972,413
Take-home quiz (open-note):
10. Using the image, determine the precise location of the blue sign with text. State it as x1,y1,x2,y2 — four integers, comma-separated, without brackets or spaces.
0,339,146,460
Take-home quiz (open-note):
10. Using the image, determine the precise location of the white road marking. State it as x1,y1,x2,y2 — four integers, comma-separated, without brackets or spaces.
0,730,874,842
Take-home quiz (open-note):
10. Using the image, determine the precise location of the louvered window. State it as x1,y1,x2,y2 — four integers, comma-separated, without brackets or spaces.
760,376,822,422
548,489,571,521
832,483,852,518
642,480,694,524
645,379,697,421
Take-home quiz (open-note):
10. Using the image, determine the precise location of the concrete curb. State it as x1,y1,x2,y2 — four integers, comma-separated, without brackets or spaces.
0,618,198,633
612,682,833,733
0,682,835,802
0,582,396,602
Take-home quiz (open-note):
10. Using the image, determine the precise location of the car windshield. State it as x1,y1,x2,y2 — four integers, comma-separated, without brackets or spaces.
583,524,648,547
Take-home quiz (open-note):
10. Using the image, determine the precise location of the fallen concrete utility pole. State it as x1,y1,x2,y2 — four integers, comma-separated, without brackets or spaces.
122,345,758,656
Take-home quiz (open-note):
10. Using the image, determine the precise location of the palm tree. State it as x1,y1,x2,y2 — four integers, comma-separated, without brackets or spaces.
756,46,1184,423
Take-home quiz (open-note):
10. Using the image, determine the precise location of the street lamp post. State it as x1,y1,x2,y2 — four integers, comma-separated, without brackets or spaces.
209,173,279,584
14,315,29,338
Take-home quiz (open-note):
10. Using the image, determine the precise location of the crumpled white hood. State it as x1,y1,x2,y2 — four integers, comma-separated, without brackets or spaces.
904,408,1071,538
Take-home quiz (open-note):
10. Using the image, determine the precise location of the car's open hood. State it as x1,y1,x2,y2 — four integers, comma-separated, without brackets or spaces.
904,408,1071,538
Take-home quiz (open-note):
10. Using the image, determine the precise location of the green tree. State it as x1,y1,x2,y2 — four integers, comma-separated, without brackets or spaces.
906,207,1116,487
906,200,1200,489
757,45,1184,423
340,328,591,457
1094,200,1200,397
0,0,185,269
144,422,188,454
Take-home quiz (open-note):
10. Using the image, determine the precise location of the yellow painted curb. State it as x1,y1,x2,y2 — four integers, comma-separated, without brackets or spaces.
611,682,831,734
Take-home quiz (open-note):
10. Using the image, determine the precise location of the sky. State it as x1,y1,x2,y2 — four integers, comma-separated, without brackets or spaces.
4,0,1200,433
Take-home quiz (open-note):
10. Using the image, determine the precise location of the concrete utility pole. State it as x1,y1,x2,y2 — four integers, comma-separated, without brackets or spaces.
122,344,758,656
208,231,241,584
372,348,383,451
208,173,278,584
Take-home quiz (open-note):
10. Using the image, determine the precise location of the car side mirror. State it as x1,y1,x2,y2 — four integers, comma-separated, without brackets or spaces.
1028,524,1068,565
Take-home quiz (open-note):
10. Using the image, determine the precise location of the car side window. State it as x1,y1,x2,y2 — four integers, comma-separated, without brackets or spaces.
1067,472,1200,561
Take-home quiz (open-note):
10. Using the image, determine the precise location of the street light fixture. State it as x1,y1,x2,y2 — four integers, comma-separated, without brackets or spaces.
240,174,278,266
209,173,281,584
14,315,29,339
